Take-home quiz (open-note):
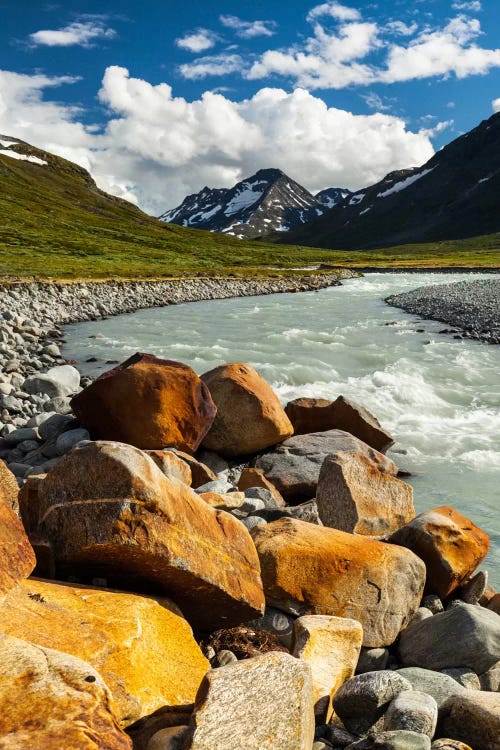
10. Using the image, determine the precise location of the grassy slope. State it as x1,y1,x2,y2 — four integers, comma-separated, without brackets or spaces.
0,144,499,280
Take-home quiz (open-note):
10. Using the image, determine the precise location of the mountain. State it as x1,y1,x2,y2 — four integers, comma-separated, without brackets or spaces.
0,135,344,279
159,168,351,239
284,112,500,250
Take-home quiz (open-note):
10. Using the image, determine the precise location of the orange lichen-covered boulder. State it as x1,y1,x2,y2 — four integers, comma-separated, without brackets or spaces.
71,353,217,452
145,450,192,485
0,490,35,601
285,395,394,453
252,518,426,647
36,441,265,631
0,459,19,513
0,579,208,727
388,506,490,599
0,633,132,750
201,363,293,456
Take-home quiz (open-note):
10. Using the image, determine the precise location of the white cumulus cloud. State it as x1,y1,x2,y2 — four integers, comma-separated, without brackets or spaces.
0,66,436,215
452,1,482,11
219,15,277,39
493,98,500,112
175,29,217,53
179,54,244,80
307,2,361,23
29,20,116,48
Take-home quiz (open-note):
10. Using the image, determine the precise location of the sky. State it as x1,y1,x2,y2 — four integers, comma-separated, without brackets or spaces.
1,0,499,215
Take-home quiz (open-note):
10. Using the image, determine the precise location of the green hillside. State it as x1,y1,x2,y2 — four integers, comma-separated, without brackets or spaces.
0,139,499,280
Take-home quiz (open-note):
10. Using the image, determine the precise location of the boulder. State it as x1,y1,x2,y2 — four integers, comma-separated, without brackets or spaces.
184,652,315,749
71,353,217,452
285,395,394,452
395,668,465,710
479,660,500,691
431,741,472,750
147,726,188,750
388,507,489,599
333,670,413,735
127,706,193,750
292,615,363,721
0,632,132,749
254,430,398,504
199,491,245,510
398,603,500,673
237,467,285,506
357,648,390,674
0,488,35,600
200,363,293,456
317,451,414,536
179,452,217,487
0,458,19,512
35,441,265,631
24,364,80,398
252,518,425,647
486,593,500,615
0,578,209,726
146,450,192,485
384,691,438,738
440,691,500,750
351,732,431,749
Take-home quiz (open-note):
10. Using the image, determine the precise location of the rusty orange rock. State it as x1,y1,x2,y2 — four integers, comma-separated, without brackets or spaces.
388,506,490,599
201,363,293,456
0,632,132,749
146,450,192,485
237,467,285,506
0,579,208,727
71,353,217,452
36,441,265,631
0,459,19,513
252,518,426,647
0,491,35,600
169,450,217,488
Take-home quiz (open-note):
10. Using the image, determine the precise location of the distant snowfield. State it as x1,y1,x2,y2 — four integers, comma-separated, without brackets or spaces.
0,148,47,166
377,167,434,198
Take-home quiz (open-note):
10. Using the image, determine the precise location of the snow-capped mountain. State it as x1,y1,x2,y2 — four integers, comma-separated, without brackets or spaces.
285,112,500,250
159,168,351,239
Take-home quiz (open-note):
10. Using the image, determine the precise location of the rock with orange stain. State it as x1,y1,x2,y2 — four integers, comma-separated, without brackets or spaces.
0,632,132,750
285,396,394,453
317,451,414,537
184,652,315,750
388,506,490,599
201,363,293,456
0,487,35,601
146,450,192,485
71,353,217,452
237,467,285,506
0,459,19,513
0,578,208,727
252,518,426,647
35,441,265,631
169,450,217,488
199,491,245,510
292,615,363,722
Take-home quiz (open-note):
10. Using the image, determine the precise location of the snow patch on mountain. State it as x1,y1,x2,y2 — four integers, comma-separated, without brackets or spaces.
377,168,434,198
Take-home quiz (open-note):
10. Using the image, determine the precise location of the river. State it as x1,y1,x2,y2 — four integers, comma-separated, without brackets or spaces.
63,272,500,586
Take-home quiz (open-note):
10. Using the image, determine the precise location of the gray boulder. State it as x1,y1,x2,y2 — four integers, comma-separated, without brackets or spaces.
384,691,437,737
398,603,500,673
357,648,390,674
254,430,398,504
55,428,90,455
333,671,412,735
24,365,80,398
348,732,431,749
396,669,465,710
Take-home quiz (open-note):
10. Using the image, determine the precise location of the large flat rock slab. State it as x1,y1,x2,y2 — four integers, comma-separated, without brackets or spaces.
252,518,425,647
0,578,209,726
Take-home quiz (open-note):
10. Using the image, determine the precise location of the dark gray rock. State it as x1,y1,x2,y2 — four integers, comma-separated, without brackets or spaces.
245,606,296,649
441,667,480,690
396,668,465,709
398,602,500,673
348,731,431,749
357,648,390,674
333,671,413,736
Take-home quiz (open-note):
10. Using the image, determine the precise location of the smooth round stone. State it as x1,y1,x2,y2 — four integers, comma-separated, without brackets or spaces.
38,413,74,441
240,497,266,514
245,606,296,649
396,668,464,710
459,571,488,605
216,650,238,667
441,667,480,690
348,730,431,749
241,515,267,531
384,690,438,737
55,428,90,455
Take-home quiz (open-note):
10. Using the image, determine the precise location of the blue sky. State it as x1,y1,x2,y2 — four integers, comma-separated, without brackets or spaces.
1,0,499,213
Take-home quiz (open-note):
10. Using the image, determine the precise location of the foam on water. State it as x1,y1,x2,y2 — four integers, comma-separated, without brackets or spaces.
63,272,500,585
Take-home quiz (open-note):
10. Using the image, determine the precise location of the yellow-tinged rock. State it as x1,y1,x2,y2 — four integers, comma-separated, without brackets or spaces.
0,459,18,512
0,578,209,727
146,450,192,485
0,632,132,750
292,615,363,722
199,491,245,509
0,491,35,600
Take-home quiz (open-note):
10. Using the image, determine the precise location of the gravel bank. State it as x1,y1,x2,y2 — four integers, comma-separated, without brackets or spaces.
386,278,500,344
0,272,354,477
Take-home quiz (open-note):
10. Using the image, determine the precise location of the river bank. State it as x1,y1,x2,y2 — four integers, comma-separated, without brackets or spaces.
0,272,353,436
387,278,500,344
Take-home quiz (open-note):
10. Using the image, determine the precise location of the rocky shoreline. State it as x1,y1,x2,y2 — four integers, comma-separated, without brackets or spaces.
0,272,353,452
0,351,499,749
386,278,500,344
